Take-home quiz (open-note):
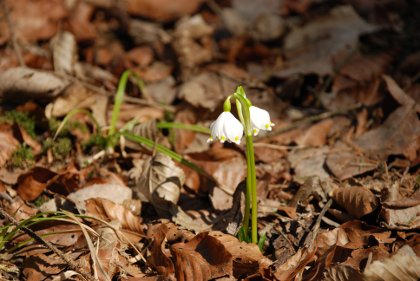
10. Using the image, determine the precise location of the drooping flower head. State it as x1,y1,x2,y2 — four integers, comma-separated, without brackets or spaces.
208,111,244,144
249,106,275,136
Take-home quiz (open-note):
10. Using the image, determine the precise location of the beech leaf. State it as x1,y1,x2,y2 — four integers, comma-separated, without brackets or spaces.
332,186,378,218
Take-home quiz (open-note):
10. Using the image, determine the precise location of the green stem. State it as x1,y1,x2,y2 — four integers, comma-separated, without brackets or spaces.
156,122,211,134
234,91,258,244
246,134,257,243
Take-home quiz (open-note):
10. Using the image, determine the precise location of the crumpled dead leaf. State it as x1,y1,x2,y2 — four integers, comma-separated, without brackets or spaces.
178,71,236,109
187,146,246,211
0,0,67,44
0,123,20,167
85,198,144,234
277,5,377,76
125,0,203,22
135,153,185,216
222,0,285,41
173,15,213,75
0,67,69,101
147,221,271,280
67,181,133,212
332,185,378,218
45,82,108,126
50,31,77,75
288,146,330,181
16,167,57,201
363,245,420,281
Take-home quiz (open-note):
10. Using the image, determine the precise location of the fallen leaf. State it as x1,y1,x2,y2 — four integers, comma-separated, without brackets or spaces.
222,0,286,41
147,221,194,278
187,146,246,211
208,231,272,278
363,245,420,281
178,71,235,110
295,119,334,147
45,82,108,126
323,264,363,281
288,146,330,180
277,5,377,76
85,198,144,234
124,0,202,22
135,153,185,216
0,0,67,44
16,167,57,201
67,181,133,212
171,232,232,281
173,15,213,72
50,31,77,75
270,248,315,281
383,74,419,110
0,123,20,167
0,67,69,101
332,186,378,218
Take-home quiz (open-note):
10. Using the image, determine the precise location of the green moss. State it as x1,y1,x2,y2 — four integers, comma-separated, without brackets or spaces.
9,145,34,168
49,117,88,137
82,134,108,151
53,138,72,159
0,111,36,138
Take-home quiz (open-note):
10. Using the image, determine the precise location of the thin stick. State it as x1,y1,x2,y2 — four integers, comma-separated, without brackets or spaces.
306,199,333,250
1,0,25,67
0,207,95,281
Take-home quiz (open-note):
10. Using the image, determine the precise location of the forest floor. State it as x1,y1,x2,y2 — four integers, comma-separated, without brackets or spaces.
0,0,419,280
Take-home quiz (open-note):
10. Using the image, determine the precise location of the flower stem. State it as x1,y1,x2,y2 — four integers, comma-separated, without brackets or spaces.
245,134,257,243
234,90,258,244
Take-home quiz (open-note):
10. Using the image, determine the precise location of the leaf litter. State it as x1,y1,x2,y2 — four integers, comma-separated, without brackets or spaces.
0,0,419,280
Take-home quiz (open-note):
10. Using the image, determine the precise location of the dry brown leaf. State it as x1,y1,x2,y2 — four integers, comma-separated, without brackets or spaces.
174,107,198,154
0,123,19,167
16,167,57,201
332,52,392,94
135,153,185,216
326,141,379,180
125,0,202,22
147,221,194,278
277,5,377,76
171,232,232,281
45,82,108,126
187,146,246,211
67,1,96,42
0,67,69,101
67,182,133,212
208,231,272,278
50,31,77,75
383,74,420,112
332,186,378,218
381,204,420,229
0,0,67,44
271,248,315,281
85,198,144,234
178,72,235,109
363,245,420,281
222,0,285,41
316,228,350,257
323,264,363,281
295,119,334,147
288,146,330,180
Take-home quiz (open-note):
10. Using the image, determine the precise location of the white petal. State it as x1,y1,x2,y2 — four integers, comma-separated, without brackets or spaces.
250,106,274,133
223,113,243,143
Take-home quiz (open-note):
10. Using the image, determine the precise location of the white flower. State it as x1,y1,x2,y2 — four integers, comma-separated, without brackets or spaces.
249,106,274,136
208,112,243,144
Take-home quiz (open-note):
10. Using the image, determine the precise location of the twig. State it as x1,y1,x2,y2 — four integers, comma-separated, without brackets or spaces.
306,199,333,251
0,207,96,281
0,0,25,67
